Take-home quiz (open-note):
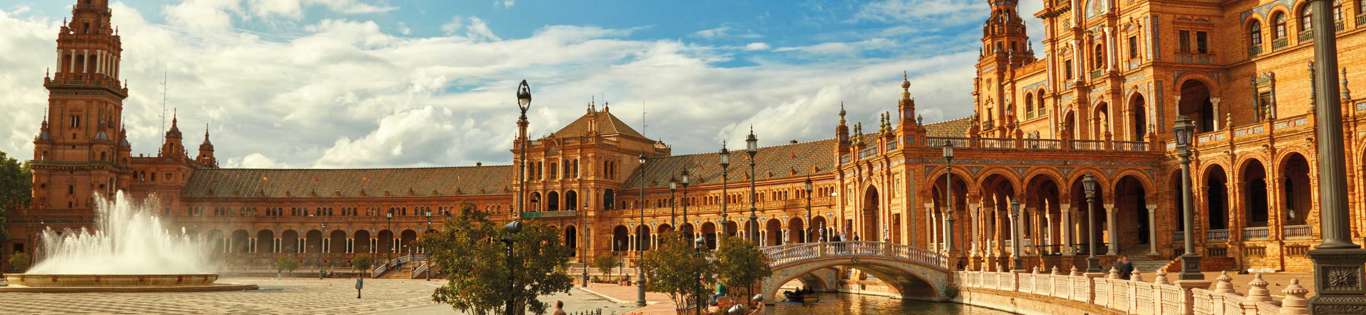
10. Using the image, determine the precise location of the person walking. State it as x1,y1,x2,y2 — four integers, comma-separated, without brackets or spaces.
355,276,364,299
551,300,567,315
1116,256,1134,280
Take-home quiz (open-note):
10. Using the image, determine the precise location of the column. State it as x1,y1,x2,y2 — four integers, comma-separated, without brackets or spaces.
55,48,61,73
274,237,280,253
1061,204,1074,255
1147,204,1159,256
1106,203,1118,255
1211,98,1222,130
1044,209,1054,254
226,237,233,254
82,49,89,73
68,49,76,73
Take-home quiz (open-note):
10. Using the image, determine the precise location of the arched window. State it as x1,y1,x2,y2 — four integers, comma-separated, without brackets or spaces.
1300,5,1313,35
1334,0,1344,30
1037,92,1046,116
1248,20,1263,55
1273,12,1287,40
1093,43,1105,70
1024,93,1035,118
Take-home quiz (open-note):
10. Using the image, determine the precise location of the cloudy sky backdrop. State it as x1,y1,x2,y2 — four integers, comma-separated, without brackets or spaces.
0,0,1043,168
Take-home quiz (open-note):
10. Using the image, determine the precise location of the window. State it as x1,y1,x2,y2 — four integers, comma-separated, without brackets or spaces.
1128,36,1138,59
1178,30,1191,53
1256,92,1273,121
70,115,80,128
1064,60,1074,79
1093,44,1105,69
1196,32,1209,54
1249,21,1263,52
1301,6,1313,34
1273,13,1288,39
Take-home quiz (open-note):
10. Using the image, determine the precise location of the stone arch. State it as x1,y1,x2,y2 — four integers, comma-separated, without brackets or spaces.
1204,164,1230,230
354,230,372,254
1240,158,1271,227
811,216,829,242
1278,152,1312,225
762,257,948,304
862,185,880,241
1108,169,1156,198
257,229,274,254
925,167,980,198
701,222,717,249
329,230,347,254
305,230,324,254
657,223,674,235
376,230,393,253
787,217,805,244
612,225,629,252
977,167,1024,193
400,229,418,254
1063,168,1109,190
1128,92,1148,141
635,224,651,251
1067,171,1107,252
1092,101,1111,138
765,219,783,246
1114,175,1151,252
1177,77,1218,132
680,222,696,242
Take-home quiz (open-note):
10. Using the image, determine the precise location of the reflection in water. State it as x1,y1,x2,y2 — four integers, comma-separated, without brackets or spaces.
767,293,1013,315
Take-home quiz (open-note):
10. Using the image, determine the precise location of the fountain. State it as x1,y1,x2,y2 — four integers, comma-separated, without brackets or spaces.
2,192,257,292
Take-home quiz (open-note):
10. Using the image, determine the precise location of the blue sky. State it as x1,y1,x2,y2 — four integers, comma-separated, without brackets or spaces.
0,0,1041,168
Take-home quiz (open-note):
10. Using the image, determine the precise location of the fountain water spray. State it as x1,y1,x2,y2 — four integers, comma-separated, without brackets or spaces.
27,192,215,275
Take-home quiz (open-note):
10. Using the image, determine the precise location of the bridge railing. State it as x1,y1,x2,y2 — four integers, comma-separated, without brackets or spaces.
760,241,947,269
957,270,1304,315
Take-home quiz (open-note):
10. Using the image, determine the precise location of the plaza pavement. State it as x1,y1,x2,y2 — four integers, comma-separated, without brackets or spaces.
0,277,636,314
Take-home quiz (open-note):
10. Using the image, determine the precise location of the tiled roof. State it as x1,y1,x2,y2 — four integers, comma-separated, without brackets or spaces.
624,139,836,189
549,110,646,139
925,117,972,137
181,166,513,199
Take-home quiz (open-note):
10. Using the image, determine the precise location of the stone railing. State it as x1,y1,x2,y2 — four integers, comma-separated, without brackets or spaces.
956,268,1308,315
371,254,414,278
1284,225,1312,239
760,241,947,269
924,137,1150,153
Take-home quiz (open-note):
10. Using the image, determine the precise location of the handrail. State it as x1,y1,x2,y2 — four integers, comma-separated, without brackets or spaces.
760,241,948,269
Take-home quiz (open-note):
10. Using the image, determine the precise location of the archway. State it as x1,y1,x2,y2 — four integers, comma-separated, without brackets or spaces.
1024,174,1062,255
658,224,674,235
400,230,418,255
788,218,805,243
1092,102,1110,139
530,192,542,211
282,230,300,253
612,225,629,252
1205,165,1229,231
1115,176,1149,254
354,230,372,254
547,191,560,211
1280,154,1311,225
207,230,225,254
811,216,828,242
863,186,880,241
232,230,251,254
680,223,695,243
565,190,579,210
1129,94,1147,141
1179,80,1216,132
931,172,970,253
330,230,347,254
1068,175,1105,255
305,230,323,254
765,219,783,246
723,221,738,238
257,230,274,254
1241,160,1270,227
761,257,947,304
377,230,394,254
701,222,717,249
635,225,651,251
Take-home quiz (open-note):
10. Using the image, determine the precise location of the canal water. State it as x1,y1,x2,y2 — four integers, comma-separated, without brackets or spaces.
767,293,1013,315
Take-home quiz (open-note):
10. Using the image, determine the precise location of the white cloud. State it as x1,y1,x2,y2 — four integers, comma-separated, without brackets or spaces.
496,0,515,9
0,3,977,169
743,42,770,51
855,0,988,26
693,26,730,39
774,38,895,56
441,16,500,41
247,0,394,19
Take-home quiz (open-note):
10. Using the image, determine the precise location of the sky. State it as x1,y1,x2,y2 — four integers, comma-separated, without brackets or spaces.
0,0,1045,168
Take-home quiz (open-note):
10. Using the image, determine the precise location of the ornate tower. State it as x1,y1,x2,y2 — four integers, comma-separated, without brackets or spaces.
976,0,1033,136
196,128,217,167
159,113,186,160
31,0,130,213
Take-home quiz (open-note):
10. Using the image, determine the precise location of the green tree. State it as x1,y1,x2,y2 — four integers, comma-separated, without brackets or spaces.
640,232,714,313
352,254,374,273
714,236,771,299
275,256,299,275
8,252,30,273
592,253,620,280
0,151,32,272
426,208,572,315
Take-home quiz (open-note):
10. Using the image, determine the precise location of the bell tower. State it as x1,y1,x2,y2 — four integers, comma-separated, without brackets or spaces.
31,0,130,214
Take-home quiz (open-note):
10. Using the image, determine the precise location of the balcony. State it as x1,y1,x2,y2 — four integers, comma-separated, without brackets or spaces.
1090,69,1104,80
520,210,578,219
1248,45,1262,58
1207,229,1229,242
1272,38,1289,50
1359,13,1366,26
1241,226,1268,240
1298,31,1313,42
1284,224,1312,239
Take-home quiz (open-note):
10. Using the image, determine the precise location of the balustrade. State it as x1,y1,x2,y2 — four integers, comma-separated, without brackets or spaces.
1283,225,1311,239
1207,229,1229,242
1241,227,1268,240
956,270,1307,315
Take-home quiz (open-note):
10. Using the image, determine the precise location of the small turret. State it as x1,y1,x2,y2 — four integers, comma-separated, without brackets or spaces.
196,126,217,167
159,111,186,160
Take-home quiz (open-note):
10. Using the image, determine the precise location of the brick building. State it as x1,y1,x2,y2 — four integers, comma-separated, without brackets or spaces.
8,0,1366,274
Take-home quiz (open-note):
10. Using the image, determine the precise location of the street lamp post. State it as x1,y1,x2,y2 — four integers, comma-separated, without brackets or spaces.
942,142,954,255
320,222,327,279
425,210,432,281
1082,175,1101,273
719,144,730,238
1305,0,1366,312
1009,199,1023,272
516,80,532,221
682,169,691,228
746,128,759,243
386,212,393,262
693,236,706,315
1173,116,1202,280
804,177,813,243
502,221,522,315
636,154,647,307
670,179,678,228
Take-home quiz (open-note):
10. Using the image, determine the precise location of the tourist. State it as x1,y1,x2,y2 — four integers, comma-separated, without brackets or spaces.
355,276,364,299
552,300,567,315
1116,256,1134,280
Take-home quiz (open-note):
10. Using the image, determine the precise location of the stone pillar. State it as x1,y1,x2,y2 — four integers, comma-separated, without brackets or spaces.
249,237,256,253
1061,204,1073,255
1147,204,1159,256
1106,203,1118,255
1044,209,1054,254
